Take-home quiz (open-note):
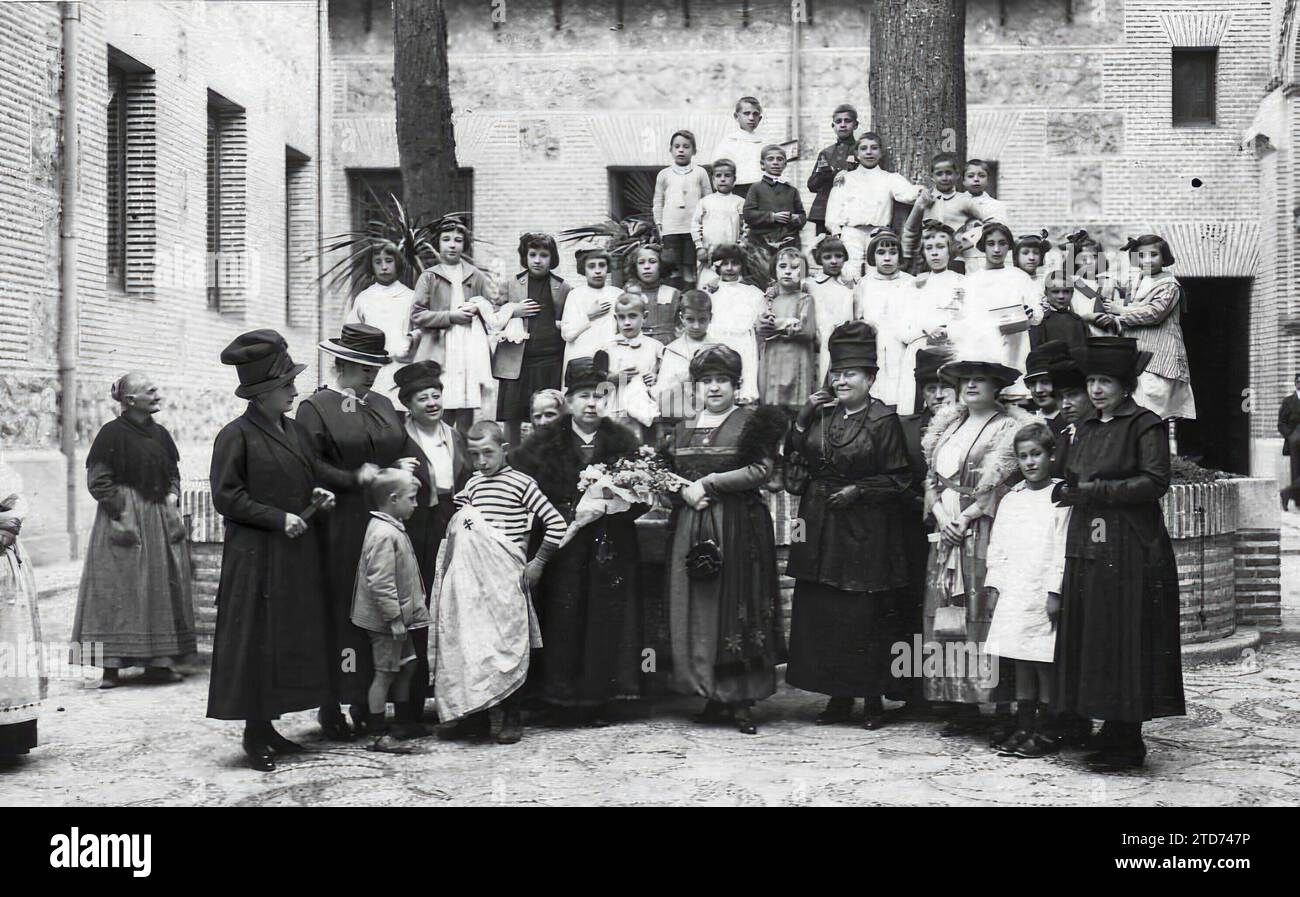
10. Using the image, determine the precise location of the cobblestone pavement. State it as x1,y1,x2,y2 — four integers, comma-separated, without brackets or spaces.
3,574,1299,806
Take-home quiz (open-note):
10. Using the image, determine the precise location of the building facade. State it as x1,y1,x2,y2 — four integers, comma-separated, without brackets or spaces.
1,0,1293,561
0,0,328,561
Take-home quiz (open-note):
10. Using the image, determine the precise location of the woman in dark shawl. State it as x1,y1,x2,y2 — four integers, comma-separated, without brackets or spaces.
72,372,195,687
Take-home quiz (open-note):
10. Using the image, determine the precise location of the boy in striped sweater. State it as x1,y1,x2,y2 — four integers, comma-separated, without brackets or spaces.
438,420,566,744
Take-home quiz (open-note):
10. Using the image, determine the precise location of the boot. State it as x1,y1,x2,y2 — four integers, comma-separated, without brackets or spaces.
367,711,413,754
1057,713,1093,748
1086,721,1146,770
733,705,757,735
496,705,523,745
816,697,854,726
264,724,306,755
242,722,275,772
987,703,1016,746
317,705,354,741
695,700,728,724
994,702,1036,754
862,695,887,730
99,668,120,690
393,702,431,739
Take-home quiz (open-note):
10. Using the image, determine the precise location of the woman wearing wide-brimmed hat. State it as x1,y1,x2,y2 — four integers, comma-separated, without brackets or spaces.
1051,336,1185,770
920,333,1033,738
785,322,914,730
295,323,412,739
207,330,366,771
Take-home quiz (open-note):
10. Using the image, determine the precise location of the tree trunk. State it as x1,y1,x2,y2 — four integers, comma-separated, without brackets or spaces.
393,0,459,225
868,0,966,183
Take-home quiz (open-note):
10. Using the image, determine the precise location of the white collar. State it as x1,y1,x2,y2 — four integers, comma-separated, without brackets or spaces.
370,510,406,532
572,421,597,444
671,163,695,175
408,418,449,444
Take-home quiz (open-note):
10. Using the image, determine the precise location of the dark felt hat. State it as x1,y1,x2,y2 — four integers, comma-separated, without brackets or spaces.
220,329,307,399
565,351,615,392
1047,354,1088,392
1080,336,1152,381
319,323,391,367
394,361,443,405
1025,339,1075,380
827,320,879,372
914,345,953,386
688,344,743,382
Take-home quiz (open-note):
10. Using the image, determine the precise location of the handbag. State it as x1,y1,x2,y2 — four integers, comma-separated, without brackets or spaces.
782,449,810,496
684,508,723,581
933,603,967,640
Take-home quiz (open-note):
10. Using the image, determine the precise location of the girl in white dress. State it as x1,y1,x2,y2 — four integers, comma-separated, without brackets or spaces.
704,244,763,403
894,223,963,413
854,229,914,406
984,422,1071,758
345,243,416,404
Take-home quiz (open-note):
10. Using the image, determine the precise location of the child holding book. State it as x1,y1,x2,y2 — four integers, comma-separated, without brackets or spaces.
410,220,497,432
824,132,922,277
806,104,860,235
654,130,712,290
559,248,622,375
984,422,1070,758
350,469,432,753
705,243,764,403
692,159,746,288
345,241,416,404
758,247,817,412
433,421,566,744
961,222,1041,397
623,243,681,345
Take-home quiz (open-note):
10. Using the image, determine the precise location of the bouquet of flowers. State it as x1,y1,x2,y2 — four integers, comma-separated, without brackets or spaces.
559,446,690,548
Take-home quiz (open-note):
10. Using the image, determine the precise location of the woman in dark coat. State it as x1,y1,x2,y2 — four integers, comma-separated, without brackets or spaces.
1052,336,1185,770
785,322,913,729
664,345,788,735
295,323,409,738
206,330,365,771
392,360,471,726
72,372,194,686
511,354,646,723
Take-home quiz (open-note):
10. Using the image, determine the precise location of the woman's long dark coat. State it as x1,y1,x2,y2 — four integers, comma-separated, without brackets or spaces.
206,406,354,721
511,415,647,707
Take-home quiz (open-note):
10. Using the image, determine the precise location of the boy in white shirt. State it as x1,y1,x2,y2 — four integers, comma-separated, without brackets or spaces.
656,289,715,429
602,293,664,440
708,96,765,197
824,132,922,277
692,159,746,288
559,248,622,377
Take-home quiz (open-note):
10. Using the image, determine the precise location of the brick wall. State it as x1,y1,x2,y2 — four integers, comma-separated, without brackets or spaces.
0,0,328,560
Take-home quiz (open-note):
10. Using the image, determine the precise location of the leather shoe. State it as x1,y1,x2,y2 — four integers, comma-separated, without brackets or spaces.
317,710,354,741
734,708,757,735
816,697,854,725
265,729,306,754
241,734,275,772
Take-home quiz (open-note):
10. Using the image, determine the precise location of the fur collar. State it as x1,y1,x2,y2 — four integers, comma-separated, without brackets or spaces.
510,414,641,502
921,401,1035,495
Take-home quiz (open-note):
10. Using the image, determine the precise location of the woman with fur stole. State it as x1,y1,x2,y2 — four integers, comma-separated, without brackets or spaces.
920,336,1034,739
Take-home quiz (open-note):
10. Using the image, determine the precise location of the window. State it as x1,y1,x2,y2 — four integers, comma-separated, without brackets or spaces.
607,167,658,223
347,168,474,235
105,47,155,294
1173,48,1217,126
207,90,247,313
285,147,313,327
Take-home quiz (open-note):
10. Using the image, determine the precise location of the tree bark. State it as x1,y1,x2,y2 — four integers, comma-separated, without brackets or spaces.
868,0,966,183
393,0,460,225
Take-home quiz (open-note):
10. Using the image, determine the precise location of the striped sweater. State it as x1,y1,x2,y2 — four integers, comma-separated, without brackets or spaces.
454,465,567,551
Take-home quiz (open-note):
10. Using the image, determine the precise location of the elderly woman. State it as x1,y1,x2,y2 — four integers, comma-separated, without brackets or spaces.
0,454,42,757
72,373,195,687
1052,337,1185,770
511,354,645,724
392,360,470,728
295,323,410,739
207,330,369,771
785,322,914,729
664,346,788,735
921,336,1033,738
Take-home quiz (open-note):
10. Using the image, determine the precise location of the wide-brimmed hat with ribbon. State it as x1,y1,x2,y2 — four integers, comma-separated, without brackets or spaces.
318,323,391,367
937,330,1021,389
220,329,307,399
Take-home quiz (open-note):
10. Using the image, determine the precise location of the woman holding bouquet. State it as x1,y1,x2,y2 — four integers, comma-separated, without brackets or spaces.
664,346,788,735
512,355,646,724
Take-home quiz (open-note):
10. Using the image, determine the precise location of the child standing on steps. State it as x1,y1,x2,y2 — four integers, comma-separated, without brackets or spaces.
984,422,1070,759
806,103,860,236
653,130,711,290
691,159,745,289
623,243,681,345
758,247,817,414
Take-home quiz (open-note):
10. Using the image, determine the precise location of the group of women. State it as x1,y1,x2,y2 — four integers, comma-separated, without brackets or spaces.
0,296,1185,777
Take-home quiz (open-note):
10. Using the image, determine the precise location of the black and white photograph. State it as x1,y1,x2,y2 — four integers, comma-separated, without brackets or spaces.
0,0,1295,830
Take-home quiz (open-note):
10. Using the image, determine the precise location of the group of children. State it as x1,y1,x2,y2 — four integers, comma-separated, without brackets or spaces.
337,95,1196,752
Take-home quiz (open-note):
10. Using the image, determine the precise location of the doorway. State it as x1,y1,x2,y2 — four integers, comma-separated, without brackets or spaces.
1174,277,1251,475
